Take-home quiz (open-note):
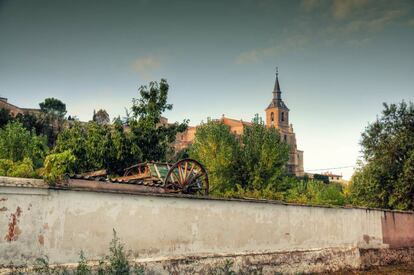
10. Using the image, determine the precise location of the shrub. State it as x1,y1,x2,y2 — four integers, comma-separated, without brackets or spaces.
0,121,48,168
76,250,91,275
107,229,130,274
41,150,76,184
0,158,37,178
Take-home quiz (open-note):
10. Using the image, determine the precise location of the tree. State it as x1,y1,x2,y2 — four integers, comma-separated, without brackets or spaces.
240,117,289,190
189,120,241,192
15,112,56,146
129,79,188,161
53,122,110,173
39,97,67,119
0,108,12,128
93,109,110,125
53,120,139,174
350,101,414,210
106,117,141,174
0,121,48,168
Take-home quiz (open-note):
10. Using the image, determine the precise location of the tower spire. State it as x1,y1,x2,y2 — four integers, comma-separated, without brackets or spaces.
273,67,281,100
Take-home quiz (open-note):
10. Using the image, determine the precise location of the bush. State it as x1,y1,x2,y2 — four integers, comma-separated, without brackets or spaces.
0,157,37,178
106,229,130,274
41,150,76,183
0,121,48,168
76,251,91,275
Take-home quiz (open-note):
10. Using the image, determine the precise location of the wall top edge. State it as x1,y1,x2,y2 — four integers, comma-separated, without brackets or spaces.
1,176,413,215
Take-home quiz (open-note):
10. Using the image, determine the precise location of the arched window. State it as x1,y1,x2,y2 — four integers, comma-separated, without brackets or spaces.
270,112,274,122
284,135,287,142
281,112,285,122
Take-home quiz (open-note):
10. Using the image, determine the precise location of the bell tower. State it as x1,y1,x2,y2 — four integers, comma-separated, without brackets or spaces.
265,68,289,130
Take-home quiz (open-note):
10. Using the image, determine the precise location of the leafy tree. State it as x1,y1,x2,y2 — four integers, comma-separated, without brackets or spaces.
107,117,141,174
0,108,12,128
53,122,111,173
15,112,56,146
93,109,110,125
240,116,289,190
53,120,138,174
189,120,241,192
39,97,67,119
350,101,414,210
129,79,188,161
0,121,48,168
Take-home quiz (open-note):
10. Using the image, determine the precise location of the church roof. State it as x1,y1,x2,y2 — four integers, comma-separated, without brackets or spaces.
266,70,289,111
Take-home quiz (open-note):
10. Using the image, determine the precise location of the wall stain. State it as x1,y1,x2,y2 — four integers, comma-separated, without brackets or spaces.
4,207,22,242
0,198,7,202
363,234,370,244
0,206,7,212
38,235,44,246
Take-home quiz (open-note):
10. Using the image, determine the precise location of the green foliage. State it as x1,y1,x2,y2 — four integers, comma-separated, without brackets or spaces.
76,251,91,275
220,179,346,206
39,97,67,119
189,120,241,192
41,150,76,183
106,118,140,174
129,79,188,162
189,117,290,194
221,184,285,201
210,259,236,275
106,229,130,274
350,101,414,210
0,158,37,178
285,180,346,206
0,122,48,168
240,117,289,190
15,112,57,146
313,174,329,184
33,256,69,275
0,108,12,127
53,121,137,174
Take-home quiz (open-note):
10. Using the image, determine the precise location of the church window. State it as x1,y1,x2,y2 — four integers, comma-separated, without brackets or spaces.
281,112,285,122
284,135,287,142
270,112,274,122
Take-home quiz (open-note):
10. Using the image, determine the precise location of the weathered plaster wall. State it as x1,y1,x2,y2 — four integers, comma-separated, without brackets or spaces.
1,180,414,273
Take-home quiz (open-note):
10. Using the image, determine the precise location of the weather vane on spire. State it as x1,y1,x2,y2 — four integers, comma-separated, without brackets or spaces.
276,66,279,77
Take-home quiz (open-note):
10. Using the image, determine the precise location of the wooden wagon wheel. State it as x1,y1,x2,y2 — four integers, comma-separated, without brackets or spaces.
164,159,209,195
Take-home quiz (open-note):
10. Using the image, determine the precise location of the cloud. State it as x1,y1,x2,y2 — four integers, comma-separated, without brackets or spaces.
328,9,406,34
131,56,162,80
237,0,411,65
331,0,370,20
235,35,309,64
300,0,325,12
235,50,260,65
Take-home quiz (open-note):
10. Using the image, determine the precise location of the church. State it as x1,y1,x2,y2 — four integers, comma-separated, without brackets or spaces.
174,71,304,176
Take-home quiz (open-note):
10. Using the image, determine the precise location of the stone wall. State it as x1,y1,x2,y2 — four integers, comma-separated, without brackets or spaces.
1,177,414,273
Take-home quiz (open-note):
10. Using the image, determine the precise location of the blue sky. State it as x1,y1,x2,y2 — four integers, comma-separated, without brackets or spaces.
0,0,413,179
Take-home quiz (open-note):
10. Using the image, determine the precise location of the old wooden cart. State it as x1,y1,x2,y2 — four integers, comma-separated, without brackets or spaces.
70,159,209,195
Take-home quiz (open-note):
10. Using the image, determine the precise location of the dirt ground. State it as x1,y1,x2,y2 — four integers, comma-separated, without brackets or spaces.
324,264,414,274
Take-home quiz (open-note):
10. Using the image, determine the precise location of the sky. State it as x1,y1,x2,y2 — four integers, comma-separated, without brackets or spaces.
0,0,413,179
